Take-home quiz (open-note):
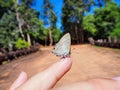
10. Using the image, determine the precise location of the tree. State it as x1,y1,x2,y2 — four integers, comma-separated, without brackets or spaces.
94,2,120,39
62,0,94,43
82,15,97,35
0,0,44,50
0,0,61,50
42,0,57,46
82,1,120,41
15,0,41,46
0,9,19,50
110,20,120,39
14,0,25,40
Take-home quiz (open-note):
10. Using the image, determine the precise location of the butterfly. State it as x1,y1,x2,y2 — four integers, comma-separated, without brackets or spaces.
52,33,71,58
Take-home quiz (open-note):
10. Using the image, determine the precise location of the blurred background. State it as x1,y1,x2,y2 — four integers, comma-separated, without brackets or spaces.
0,0,120,89
0,0,120,48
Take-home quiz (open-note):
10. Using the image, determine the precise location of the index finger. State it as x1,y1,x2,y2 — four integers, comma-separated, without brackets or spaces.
17,57,72,90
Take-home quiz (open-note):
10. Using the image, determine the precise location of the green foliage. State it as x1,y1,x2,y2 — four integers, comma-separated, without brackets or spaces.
62,0,120,42
82,15,97,35
43,0,55,26
0,0,14,18
0,0,13,7
110,23,120,38
62,0,94,43
42,0,58,45
0,10,19,48
15,38,29,49
17,1,41,38
110,28,120,38
36,28,48,41
81,1,120,40
52,28,62,42
93,1,120,39
0,0,61,48
50,11,57,28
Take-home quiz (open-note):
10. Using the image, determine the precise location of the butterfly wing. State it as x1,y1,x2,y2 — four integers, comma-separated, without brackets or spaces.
52,33,71,57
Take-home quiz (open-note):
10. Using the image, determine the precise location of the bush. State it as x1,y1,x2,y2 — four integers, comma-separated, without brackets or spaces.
15,38,29,49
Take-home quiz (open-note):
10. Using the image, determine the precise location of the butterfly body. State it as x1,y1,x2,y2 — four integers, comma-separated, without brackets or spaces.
52,33,71,58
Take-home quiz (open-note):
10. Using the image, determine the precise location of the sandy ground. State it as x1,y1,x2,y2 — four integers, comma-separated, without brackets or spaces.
0,44,120,90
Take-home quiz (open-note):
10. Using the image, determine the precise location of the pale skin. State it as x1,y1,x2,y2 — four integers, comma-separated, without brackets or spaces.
10,57,120,90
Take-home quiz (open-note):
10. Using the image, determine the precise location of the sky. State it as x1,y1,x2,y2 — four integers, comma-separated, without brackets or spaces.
31,0,120,29
31,0,63,29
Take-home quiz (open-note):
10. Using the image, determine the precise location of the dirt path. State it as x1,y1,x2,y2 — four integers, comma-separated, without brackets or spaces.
0,44,120,90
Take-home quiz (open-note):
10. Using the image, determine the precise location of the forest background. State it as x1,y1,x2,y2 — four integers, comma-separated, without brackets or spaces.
0,0,120,51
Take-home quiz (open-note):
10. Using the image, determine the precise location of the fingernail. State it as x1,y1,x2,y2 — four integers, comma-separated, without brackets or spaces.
112,77,120,81
60,57,72,67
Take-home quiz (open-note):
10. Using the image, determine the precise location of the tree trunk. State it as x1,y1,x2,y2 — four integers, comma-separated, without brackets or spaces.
16,12,24,39
26,25,31,46
49,29,53,46
8,43,13,52
15,0,25,39
27,33,31,46
75,24,79,44
44,37,47,46
79,27,84,43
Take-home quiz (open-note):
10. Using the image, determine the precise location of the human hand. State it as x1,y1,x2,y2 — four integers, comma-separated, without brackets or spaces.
9,57,72,90
10,57,120,90
52,78,120,90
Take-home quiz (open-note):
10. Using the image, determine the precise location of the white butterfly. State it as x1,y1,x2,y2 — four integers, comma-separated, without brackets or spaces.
52,33,71,58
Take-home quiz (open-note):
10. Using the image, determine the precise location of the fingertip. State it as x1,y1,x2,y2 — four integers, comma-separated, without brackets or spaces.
60,57,72,70
61,57,71,60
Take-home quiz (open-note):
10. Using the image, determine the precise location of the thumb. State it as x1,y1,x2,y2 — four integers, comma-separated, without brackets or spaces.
9,71,28,90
